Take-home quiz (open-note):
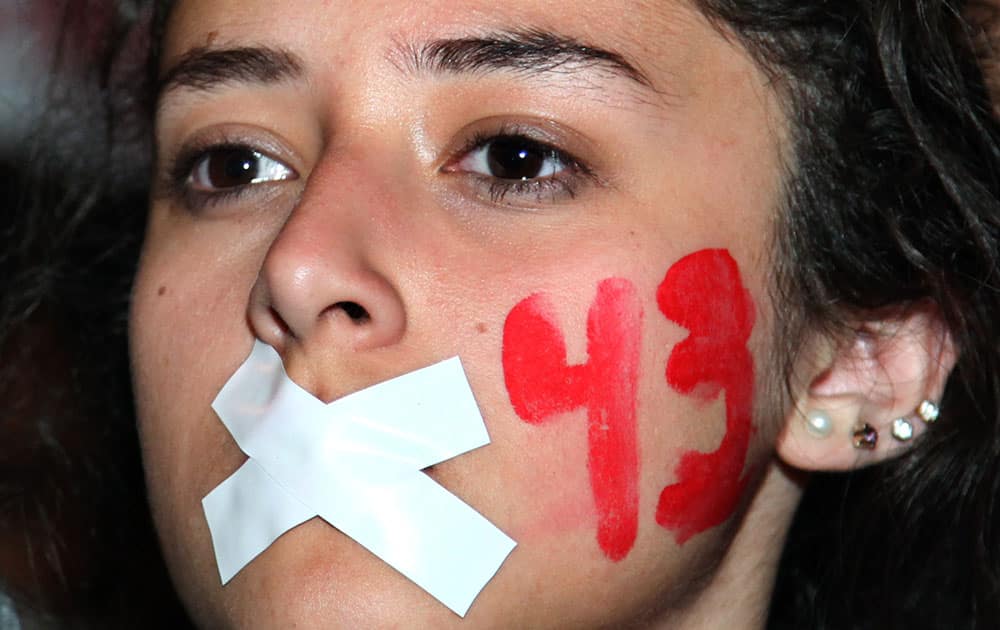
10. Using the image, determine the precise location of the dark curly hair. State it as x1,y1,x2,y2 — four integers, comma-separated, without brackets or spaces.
690,1,1000,628
1,1,184,627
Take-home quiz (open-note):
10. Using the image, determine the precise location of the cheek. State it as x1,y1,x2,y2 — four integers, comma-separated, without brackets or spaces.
502,279,643,561
130,248,241,450
129,215,271,425
129,235,260,561
498,248,759,560
653,249,757,544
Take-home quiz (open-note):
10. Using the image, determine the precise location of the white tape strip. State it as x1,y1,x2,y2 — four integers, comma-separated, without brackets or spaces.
202,341,516,617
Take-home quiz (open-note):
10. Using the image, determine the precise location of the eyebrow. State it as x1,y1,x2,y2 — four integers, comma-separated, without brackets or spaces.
398,28,654,89
158,45,305,99
156,28,654,104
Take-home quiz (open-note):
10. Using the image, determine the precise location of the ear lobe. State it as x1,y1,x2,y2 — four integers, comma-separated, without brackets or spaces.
776,303,957,471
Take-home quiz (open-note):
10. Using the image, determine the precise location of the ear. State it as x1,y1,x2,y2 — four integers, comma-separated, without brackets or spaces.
776,303,957,471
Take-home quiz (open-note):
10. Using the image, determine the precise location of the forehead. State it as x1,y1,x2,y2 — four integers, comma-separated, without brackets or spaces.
162,0,712,88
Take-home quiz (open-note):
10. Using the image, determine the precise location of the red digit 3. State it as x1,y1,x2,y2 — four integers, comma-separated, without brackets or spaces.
655,249,756,544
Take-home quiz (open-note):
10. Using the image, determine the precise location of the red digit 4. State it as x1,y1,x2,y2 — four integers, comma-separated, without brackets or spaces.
502,278,644,561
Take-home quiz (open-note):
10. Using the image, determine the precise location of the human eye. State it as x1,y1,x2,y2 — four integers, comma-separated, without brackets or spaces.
187,145,296,192
160,137,300,213
442,123,596,205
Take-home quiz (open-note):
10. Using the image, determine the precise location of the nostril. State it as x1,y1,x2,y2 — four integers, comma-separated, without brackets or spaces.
266,306,294,340
334,301,371,323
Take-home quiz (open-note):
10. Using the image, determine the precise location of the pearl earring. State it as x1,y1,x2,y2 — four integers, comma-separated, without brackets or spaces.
804,410,834,438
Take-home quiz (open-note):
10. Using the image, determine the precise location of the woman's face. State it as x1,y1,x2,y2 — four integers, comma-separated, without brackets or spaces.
131,0,789,627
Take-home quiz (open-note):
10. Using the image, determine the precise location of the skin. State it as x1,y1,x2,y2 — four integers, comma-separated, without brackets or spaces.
131,0,798,627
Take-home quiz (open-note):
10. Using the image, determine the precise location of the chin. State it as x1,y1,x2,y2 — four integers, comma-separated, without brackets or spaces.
171,518,489,629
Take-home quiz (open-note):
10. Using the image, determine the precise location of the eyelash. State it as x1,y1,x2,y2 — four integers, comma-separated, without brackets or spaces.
161,124,595,212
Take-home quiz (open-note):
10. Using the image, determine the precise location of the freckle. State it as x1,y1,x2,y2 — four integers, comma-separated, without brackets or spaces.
476,322,488,334
158,286,167,297
206,30,219,45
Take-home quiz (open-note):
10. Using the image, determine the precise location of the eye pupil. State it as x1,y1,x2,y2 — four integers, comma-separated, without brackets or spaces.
208,148,259,187
487,137,545,180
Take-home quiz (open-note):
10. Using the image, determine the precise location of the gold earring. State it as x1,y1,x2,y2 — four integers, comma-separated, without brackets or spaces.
852,423,878,450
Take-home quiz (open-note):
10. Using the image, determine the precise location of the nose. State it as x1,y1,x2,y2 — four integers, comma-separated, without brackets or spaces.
248,157,407,356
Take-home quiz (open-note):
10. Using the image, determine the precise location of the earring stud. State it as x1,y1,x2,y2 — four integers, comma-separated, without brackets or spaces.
917,400,940,423
852,423,878,450
804,410,834,437
891,418,914,441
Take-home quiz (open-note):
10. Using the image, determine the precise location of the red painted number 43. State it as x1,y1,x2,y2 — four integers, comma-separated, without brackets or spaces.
502,248,756,561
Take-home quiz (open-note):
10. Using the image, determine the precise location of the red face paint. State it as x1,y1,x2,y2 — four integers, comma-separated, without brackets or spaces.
502,278,643,561
655,249,756,544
